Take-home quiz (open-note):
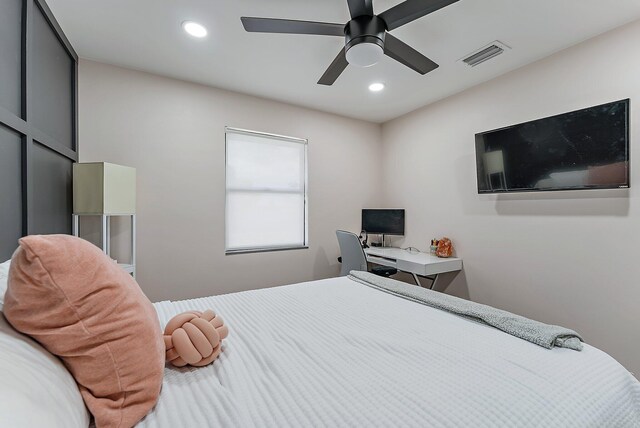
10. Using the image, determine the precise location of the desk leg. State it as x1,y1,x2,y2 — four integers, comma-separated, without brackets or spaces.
428,274,438,290
411,273,422,287
431,271,460,292
412,273,438,289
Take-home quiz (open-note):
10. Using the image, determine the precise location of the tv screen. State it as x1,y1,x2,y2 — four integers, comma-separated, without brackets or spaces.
362,209,405,235
475,99,629,193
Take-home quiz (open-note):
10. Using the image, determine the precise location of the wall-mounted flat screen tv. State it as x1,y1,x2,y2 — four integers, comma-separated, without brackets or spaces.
475,99,629,193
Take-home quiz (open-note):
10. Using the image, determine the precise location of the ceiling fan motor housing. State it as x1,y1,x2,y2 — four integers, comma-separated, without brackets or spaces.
344,15,387,67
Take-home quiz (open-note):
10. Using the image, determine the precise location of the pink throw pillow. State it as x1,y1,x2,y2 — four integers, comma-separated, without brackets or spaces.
4,235,164,428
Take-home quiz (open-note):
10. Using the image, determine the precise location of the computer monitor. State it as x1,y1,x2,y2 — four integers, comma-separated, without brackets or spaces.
361,209,405,236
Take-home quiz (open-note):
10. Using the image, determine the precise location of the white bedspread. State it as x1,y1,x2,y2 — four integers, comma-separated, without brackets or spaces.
141,276,640,427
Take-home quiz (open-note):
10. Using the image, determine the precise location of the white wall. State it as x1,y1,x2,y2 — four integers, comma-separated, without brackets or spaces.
381,20,640,375
78,60,382,302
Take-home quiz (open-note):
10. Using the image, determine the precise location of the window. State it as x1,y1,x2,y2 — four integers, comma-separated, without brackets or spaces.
225,127,308,254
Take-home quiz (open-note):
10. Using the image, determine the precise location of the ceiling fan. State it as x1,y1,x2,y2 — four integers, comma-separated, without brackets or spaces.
241,0,459,86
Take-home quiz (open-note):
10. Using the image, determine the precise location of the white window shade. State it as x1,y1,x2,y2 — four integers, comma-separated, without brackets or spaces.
225,128,308,253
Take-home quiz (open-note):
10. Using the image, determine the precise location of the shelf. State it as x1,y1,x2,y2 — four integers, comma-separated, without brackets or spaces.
118,263,135,274
73,213,136,278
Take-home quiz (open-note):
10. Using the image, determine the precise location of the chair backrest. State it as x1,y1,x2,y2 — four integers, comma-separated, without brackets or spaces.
336,230,367,276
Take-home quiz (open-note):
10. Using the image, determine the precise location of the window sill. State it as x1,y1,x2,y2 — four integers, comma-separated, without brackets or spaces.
225,245,309,255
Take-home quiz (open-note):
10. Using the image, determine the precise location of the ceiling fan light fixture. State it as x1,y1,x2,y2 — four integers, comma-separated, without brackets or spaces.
368,82,385,92
182,21,208,38
346,42,384,67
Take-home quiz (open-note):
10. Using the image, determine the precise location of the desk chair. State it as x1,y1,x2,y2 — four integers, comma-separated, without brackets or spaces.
336,230,397,278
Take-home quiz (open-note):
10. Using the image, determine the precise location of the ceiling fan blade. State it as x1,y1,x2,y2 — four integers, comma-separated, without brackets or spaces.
379,0,459,31
346,0,374,18
383,33,438,74
241,17,345,36
318,48,349,86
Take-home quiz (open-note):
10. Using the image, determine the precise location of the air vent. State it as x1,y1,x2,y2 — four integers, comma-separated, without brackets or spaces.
461,41,510,67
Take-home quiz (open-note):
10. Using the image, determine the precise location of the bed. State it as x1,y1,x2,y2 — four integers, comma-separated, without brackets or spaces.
137,275,640,427
1,254,639,427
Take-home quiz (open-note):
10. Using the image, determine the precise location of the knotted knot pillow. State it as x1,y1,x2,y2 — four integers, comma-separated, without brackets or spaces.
163,310,229,367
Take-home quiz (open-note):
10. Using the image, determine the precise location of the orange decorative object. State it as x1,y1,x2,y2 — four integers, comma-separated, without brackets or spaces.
436,237,453,258
163,310,229,367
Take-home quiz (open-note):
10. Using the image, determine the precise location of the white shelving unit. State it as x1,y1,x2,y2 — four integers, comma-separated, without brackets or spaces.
72,214,136,278
72,162,137,279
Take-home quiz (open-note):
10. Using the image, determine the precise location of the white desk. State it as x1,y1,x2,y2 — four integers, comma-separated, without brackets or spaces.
365,247,463,290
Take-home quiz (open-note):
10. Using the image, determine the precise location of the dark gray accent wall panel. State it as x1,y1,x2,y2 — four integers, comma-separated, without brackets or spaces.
0,0,77,253
31,142,72,235
0,0,23,116
31,4,74,149
0,125,23,259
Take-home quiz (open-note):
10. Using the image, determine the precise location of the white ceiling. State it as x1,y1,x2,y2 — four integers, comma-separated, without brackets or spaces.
48,0,640,123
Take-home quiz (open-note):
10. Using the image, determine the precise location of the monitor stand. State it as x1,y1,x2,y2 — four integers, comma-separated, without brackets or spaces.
370,234,389,247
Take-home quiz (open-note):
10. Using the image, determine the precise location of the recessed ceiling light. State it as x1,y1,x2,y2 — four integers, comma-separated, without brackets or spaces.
182,21,207,38
368,82,385,92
